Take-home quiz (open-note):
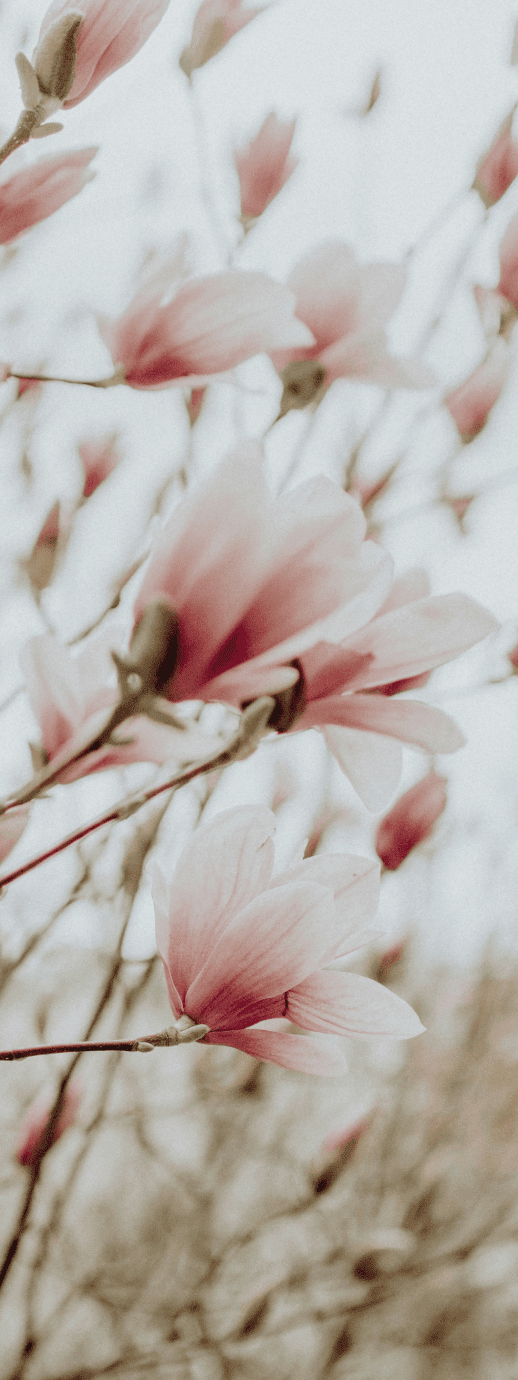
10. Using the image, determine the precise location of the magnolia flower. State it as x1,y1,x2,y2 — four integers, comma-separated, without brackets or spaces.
78,433,120,498
235,113,297,225
0,148,96,245
19,625,219,788
23,0,170,117
445,339,509,442
473,110,518,208
132,447,496,809
16,1084,80,1167
152,805,423,1075
268,241,435,416
97,269,313,390
375,772,447,870
180,0,260,77
498,211,518,308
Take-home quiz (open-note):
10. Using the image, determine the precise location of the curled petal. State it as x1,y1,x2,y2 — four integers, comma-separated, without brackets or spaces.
287,969,424,1039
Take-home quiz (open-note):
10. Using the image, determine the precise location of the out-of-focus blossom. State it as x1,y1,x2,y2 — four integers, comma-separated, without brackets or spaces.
16,1084,80,1167
0,148,96,245
0,362,10,382
512,19,518,65
19,625,220,787
269,241,435,417
78,433,120,498
498,211,518,308
508,641,518,671
473,284,517,340
375,772,447,871
16,376,42,399
186,387,206,426
153,805,423,1076
312,1112,372,1191
445,339,509,442
132,449,497,810
473,109,518,207
373,939,407,984
26,1,170,113
235,112,297,226
179,0,260,77
97,269,314,390
23,501,61,592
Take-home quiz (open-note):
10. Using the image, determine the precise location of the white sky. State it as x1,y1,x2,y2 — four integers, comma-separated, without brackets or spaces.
0,0,517,967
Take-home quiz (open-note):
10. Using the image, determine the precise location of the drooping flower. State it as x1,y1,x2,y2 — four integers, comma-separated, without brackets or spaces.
18,624,219,789
97,269,314,390
473,109,518,208
16,1084,80,1167
445,338,509,442
179,0,260,77
28,0,170,111
235,112,297,226
0,147,96,245
132,449,497,809
78,433,120,498
375,771,447,870
268,241,435,416
152,805,423,1076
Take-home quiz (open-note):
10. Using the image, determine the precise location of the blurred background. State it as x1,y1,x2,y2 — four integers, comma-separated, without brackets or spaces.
0,0,517,1375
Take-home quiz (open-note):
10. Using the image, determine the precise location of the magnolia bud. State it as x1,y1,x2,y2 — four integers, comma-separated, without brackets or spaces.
376,772,447,870
32,12,83,103
277,360,327,417
265,661,306,733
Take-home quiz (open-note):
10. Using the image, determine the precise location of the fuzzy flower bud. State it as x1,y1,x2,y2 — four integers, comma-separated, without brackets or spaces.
16,1084,80,1168
375,772,447,871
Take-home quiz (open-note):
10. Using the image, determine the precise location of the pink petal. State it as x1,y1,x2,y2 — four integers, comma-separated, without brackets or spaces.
185,881,337,1028
152,805,276,1005
445,340,509,441
376,771,447,869
499,210,518,308
0,806,31,863
323,724,403,811
319,332,435,388
285,242,364,351
206,1028,348,1075
0,148,97,245
270,854,380,961
20,635,85,757
38,0,171,108
338,594,498,690
304,693,465,753
377,567,431,614
354,262,407,331
287,970,425,1039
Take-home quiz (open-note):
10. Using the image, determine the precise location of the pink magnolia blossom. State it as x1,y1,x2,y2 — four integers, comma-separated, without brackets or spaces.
24,501,61,592
235,112,297,223
16,1084,80,1167
0,147,96,245
153,805,423,1076
0,806,31,863
445,339,509,442
375,772,447,871
97,269,313,390
33,1,171,109
473,110,518,207
269,241,435,413
498,211,518,308
19,625,219,788
78,433,120,498
133,449,497,810
180,0,260,77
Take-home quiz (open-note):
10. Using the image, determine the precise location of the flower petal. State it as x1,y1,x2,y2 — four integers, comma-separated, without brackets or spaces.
287,970,424,1039
270,853,380,960
206,1028,348,1075
323,724,403,811
152,805,276,1005
305,693,465,753
185,881,337,1028
338,594,498,690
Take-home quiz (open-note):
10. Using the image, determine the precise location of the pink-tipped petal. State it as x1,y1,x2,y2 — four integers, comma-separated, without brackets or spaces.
338,594,498,690
37,0,171,108
270,853,380,959
206,1028,348,1075
323,724,403,812
0,148,97,244
0,806,31,862
20,635,84,758
185,881,336,1028
377,567,431,614
153,805,276,1004
304,693,465,754
376,771,447,870
287,970,424,1039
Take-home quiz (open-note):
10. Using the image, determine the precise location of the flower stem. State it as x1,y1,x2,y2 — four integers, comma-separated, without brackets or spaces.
0,110,39,166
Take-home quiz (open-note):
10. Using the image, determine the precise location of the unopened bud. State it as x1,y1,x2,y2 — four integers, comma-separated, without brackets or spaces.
124,599,180,695
33,12,83,103
136,1041,155,1052
16,1083,80,1167
277,360,327,417
266,661,307,733
375,772,447,870
177,1023,210,1043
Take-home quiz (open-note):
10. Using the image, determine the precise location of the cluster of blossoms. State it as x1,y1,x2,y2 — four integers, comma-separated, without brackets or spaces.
0,0,503,1094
